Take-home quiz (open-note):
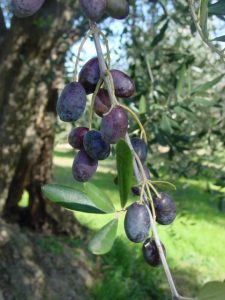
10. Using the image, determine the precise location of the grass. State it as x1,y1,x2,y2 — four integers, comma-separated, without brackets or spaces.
33,146,225,299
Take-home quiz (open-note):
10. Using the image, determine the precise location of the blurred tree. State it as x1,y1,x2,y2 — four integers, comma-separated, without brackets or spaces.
124,0,225,179
0,0,87,231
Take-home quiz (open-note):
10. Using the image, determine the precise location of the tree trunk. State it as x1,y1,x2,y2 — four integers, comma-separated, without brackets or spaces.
0,0,87,231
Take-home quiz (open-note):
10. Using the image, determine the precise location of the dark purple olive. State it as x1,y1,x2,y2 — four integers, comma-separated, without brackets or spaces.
83,130,110,160
131,186,140,196
57,82,87,122
143,238,166,267
78,57,100,95
153,193,176,225
124,203,150,243
68,127,89,150
79,0,107,20
72,150,98,182
131,137,148,163
100,106,128,144
106,0,129,20
11,0,45,17
111,69,135,98
94,89,111,117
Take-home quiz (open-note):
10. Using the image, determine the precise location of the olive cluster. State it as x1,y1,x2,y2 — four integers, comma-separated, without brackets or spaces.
80,0,130,21
124,193,176,267
56,0,178,269
57,56,138,182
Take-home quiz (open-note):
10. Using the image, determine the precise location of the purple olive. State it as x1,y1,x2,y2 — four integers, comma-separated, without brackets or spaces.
94,89,111,117
111,69,135,98
57,82,87,122
124,203,150,243
79,0,107,21
78,57,100,95
72,150,98,182
11,0,45,17
143,238,166,267
68,127,89,150
100,106,128,144
83,130,111,160
153,193,176,225
131,137,148,163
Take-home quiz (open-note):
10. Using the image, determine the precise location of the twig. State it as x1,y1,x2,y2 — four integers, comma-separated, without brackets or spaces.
91,22,194,300
188,0,225,65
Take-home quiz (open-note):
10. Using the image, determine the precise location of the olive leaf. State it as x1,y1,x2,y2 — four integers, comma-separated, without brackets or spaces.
208,0,225,16
198,281,225,299
84,182,115,213
116,139,133,208
42,184,110,214
199,0,209,38
88,219,118,255
151,181,176,192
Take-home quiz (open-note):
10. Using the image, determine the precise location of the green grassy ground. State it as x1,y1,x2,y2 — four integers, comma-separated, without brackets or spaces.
39,147,225,299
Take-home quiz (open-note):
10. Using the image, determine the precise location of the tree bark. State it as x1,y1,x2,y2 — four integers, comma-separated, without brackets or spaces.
0,0,87,231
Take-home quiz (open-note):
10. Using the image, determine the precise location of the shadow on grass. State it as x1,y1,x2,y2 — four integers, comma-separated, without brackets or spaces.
89,238,199,300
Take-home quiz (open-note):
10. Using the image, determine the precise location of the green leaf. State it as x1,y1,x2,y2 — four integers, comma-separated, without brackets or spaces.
139,95,147,114
151,20,169,47
176,64,186,97
84,182,115,214
212,35,225,42
116,140,133,208
198,281,225,300
88,219,118,255
192,74,224,94
160,114,173,135
194,98,219,107
199,0,209,37
208,0,225,16
42,184,108,214
151,181,176,192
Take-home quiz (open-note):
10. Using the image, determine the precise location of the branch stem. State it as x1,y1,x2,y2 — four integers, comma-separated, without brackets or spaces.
91,22,193,300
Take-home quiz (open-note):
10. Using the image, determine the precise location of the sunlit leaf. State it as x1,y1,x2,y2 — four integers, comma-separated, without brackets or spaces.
42,184,108,214
139,95,147,114
198,281,225,300
84,182,115,213
176,64,186,97
191,74,224,94
116,140,133,208
88,219,118,255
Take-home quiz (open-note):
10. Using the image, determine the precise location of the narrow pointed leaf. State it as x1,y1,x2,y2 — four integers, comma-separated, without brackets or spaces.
42,184,108,214
151,20,169,47
151,181,176,192
212,35,225,42
160,114,173,135
198,281,225,300
84,182,115,213
208,0,225,15
192,74,224,94
116,140,133,208
139,95,147,114
88,219,118,255
199,0,209,37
